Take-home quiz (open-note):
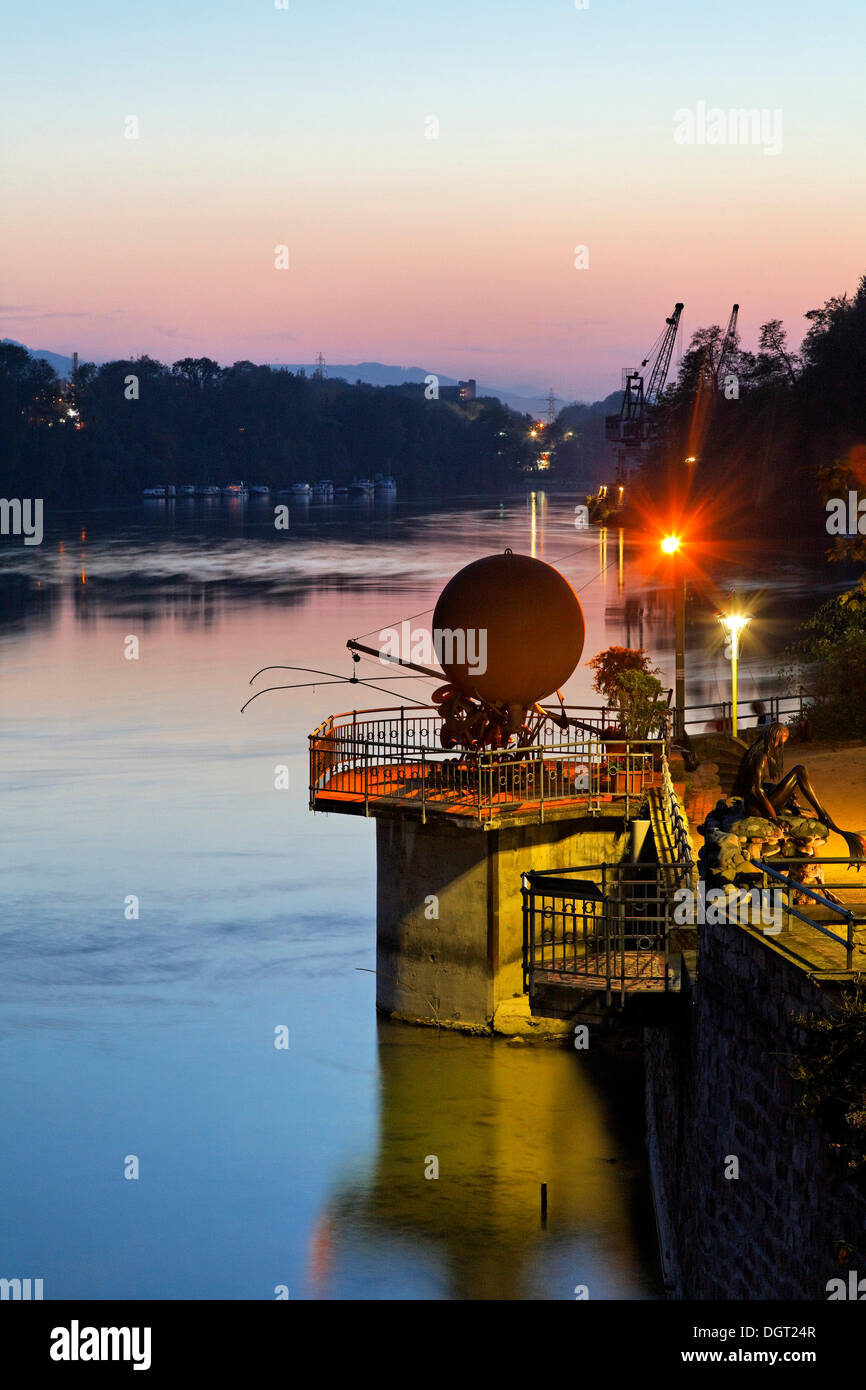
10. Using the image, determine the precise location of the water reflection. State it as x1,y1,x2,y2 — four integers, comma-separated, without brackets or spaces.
0,494,851,717
314,1021,660,1300
0,490,850,1300
0,494,856,711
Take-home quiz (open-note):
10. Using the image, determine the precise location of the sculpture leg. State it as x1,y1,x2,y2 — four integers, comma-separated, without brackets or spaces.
749,769,800,818
780,765,866,862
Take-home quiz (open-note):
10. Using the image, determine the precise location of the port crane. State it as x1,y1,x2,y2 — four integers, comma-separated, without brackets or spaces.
683,303,740,465
605,302,684,481
714,303,739,388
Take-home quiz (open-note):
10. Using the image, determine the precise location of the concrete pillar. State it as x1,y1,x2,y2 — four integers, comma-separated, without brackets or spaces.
375,813,629,1032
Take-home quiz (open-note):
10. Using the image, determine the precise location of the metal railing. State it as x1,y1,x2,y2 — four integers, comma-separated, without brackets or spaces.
309,688,804,771
309,706,665,825
682,691,805,736
660,752,695,875
749,857,866,971
521,863,678,1005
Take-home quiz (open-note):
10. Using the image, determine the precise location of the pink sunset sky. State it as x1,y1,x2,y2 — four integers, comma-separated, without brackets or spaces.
3,0,864,400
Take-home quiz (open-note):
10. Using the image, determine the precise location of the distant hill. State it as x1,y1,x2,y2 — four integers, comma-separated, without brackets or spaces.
2,338,77,377
560,390,623,418
267,361,578,415
1,340,608,414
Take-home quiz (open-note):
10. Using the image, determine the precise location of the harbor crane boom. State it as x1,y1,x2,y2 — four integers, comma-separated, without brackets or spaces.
645,301,685,409
715,303,739,388
605,301,684,458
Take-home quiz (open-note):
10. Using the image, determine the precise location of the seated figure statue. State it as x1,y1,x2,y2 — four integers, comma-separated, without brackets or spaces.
731,723,866,862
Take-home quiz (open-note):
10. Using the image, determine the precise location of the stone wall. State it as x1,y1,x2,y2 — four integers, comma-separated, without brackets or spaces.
646,921,866,1299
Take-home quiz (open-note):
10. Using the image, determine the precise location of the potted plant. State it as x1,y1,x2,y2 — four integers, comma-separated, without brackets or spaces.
612,669,670,787
586,647,666,755
614,668,669,738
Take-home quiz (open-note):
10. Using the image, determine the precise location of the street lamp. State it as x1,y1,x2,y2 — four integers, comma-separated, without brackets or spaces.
662,535,685,739
718,612,750,737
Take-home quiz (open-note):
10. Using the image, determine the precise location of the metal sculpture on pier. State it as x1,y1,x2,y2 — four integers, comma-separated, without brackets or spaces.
429,551,585,751
344,550,587,755
245,550,591,759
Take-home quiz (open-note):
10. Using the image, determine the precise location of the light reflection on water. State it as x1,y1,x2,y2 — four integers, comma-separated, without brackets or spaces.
0,493,840,1298
319,1021,658,1300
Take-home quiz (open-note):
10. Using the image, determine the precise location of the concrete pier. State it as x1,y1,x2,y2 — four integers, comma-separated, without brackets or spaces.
308,706,673,1033
375,810,629,1032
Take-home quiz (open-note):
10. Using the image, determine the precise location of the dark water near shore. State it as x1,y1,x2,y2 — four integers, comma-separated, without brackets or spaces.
0,491,843,1298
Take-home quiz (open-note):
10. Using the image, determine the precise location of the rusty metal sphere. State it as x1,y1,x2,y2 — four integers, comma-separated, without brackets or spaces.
431,551,585,707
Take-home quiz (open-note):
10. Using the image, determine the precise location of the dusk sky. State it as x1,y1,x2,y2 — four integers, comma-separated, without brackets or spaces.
2,0,864,399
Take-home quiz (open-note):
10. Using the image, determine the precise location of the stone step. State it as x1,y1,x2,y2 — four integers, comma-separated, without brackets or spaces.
689,733,748,795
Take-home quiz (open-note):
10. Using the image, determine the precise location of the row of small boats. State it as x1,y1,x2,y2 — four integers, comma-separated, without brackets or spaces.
142,476,396,500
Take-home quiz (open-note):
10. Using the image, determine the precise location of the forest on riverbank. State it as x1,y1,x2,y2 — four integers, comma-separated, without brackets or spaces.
2,274,865,524
626,272,866,545
0,349,541,503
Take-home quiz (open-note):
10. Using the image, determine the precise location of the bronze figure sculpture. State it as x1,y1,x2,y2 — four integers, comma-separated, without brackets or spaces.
732,723,866,861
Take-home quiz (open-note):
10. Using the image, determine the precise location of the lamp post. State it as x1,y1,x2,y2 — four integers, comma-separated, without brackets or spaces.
661,535,685,739
718,612,750,737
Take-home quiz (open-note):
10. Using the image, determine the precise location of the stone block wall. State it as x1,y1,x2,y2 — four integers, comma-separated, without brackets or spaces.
646,921,866,1299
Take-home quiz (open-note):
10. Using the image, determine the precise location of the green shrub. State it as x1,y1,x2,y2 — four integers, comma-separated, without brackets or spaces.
784,577,866,739
792,982,866,1173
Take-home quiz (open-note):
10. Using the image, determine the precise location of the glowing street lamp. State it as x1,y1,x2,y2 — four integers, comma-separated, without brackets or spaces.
718,612,750,737
661,535,685,738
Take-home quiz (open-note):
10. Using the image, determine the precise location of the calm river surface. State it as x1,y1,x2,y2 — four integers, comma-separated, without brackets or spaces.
0,491,843,1299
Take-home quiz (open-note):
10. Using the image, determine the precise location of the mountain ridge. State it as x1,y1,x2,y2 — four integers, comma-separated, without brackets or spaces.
2,339,614,413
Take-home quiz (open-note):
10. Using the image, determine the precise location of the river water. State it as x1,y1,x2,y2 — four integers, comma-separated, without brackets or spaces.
0,491,843,1299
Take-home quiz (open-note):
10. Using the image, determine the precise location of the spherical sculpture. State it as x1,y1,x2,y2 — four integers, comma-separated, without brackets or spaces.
431,551,585,709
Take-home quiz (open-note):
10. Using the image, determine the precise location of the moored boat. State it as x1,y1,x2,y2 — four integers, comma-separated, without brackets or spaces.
348,477,375,499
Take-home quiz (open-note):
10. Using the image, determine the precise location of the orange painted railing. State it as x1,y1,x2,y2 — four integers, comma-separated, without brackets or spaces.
309,706,667,825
